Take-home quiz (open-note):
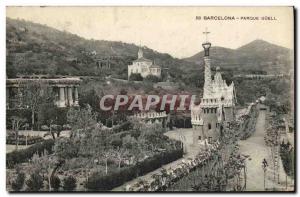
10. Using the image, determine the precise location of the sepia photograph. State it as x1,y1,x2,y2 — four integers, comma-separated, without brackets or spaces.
5,6,295,192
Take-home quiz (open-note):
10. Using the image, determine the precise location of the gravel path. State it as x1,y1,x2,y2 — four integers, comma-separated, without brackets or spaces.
239,109,294,191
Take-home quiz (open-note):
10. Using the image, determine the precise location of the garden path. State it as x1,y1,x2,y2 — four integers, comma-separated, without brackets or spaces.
239,109,294,191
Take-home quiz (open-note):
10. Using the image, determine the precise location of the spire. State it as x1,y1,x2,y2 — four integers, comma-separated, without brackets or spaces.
138,47,143,59
203,28,212,98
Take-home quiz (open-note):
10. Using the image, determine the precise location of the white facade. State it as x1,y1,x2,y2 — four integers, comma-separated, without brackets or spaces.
128,48,161,79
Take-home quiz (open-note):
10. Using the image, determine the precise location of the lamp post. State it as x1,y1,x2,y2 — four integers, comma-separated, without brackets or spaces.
262,158,268,190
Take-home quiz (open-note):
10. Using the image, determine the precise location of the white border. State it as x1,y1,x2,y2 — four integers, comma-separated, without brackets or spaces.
1,1,298,197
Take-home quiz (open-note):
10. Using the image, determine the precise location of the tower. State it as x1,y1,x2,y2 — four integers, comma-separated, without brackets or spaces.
138,47,143,59
191,29,236,145
202,29,212,98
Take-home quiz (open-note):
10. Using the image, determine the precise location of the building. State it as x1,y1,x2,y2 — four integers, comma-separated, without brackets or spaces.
132,111,168,132
191,36,236,145
128,47,161,79
6,76,81,109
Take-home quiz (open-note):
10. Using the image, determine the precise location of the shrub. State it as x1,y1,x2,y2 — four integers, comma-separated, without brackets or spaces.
26,173,44,191
6,135,44,145
11,172,25,191
280,142,294,178
6,139,55,168
144,75,160,83
62,176,77,191
41,125,49,131
129,73,143,81
50,176,61,191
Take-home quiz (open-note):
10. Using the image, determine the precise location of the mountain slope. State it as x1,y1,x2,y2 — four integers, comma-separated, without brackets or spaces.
184,39,293,74
6,18,198,80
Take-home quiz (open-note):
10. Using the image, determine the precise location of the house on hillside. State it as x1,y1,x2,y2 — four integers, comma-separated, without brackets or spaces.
128,47,161,79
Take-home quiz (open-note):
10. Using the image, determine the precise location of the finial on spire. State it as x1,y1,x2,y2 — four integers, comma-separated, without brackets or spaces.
203,27,210,43
202,28,211,56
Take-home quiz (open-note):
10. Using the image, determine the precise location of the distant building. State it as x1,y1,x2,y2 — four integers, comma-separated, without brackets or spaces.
128,47,161,79
191,35,236,145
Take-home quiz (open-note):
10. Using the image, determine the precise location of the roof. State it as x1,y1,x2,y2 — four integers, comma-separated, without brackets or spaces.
150,64,161,68
6,77,81,87
133,57,152,63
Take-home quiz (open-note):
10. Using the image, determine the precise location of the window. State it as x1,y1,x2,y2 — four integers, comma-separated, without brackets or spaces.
198,136,201,140
208,123,211,130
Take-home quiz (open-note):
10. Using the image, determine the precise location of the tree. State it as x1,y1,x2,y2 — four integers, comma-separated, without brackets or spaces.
30,151,56,191
23,80,54,130
26,172,44,191
67,104,97,138
62,176,77,191
129,73,143,81
144,75,160,83
37,103,62,139
54,137,79,159
138,122,164,151
11,171,25,191
9,116,27,150
50,176,61,191
101,149,114,175
115,147,128,169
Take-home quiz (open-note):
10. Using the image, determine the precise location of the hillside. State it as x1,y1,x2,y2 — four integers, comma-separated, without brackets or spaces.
6,18,199,82
184,39,293,74
6,17,293,92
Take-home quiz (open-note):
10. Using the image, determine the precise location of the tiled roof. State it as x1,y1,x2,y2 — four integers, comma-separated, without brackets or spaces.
133,57,152,63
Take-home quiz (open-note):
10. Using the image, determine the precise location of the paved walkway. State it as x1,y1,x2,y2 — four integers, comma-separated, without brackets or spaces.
239,109,294,191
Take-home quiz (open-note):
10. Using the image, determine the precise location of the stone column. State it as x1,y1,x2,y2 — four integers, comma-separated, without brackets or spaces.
68,87,73,106
55,88,59,106
74,87,79,106
58,87,66,107
64,87,68,106
6,87,9,109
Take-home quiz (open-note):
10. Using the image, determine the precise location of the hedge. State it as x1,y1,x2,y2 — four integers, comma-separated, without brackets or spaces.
6,135,44,145
85,148,183,191
6,139,55,168
280,143,294,178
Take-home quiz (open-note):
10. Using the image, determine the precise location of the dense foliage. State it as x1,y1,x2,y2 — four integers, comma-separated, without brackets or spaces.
6,139,54,168
62,176,77,191
280,141,294,178
85,148,183,191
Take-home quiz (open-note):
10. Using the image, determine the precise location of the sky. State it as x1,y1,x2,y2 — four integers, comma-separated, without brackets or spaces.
6,6,294,58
